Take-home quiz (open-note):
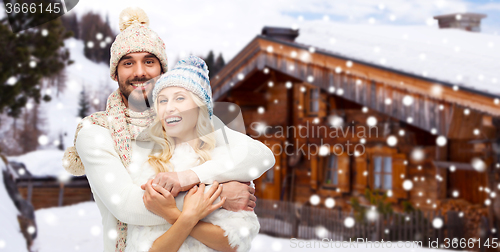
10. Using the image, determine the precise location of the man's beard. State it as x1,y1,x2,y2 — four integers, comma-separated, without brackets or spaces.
120,77,154,110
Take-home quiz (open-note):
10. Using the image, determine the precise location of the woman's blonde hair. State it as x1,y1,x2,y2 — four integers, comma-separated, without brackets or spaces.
147,90,216,174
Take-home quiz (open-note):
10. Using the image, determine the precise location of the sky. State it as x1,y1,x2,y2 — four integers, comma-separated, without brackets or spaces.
61,0,500,65
1,0,500,66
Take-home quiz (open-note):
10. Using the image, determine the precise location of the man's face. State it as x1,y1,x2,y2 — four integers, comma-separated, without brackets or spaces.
116,52,162,109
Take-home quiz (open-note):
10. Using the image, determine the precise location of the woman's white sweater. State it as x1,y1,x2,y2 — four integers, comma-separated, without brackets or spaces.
75,117,274,252
125,142,260,252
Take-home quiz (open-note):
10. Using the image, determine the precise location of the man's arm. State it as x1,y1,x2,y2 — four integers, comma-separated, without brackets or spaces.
76,124,167,226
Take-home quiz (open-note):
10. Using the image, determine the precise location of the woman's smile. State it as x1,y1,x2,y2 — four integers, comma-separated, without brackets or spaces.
164,115,183,127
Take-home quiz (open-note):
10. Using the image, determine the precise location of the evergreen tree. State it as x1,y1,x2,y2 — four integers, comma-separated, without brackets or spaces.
61,13,79,39
204,50,215,78
0,11,72,119
57,132,64,151
214,53,226,76
80,11,115,64
77,87,90,119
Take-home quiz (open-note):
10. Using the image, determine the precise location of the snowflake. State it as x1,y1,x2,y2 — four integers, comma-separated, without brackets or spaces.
366,116,377,127
344,217,355,228
90,226,101,236
108,229,118,240
111,194,121,205
309,194,320,206
105,173,115,183
436,136,447,146
248,167,258,178
6,76,17,85
403,180,413,191
271,241,282,251
325,197,335,208
315,226,328,238
239,227,250,237
38,135,49,145
387,135,397,146
27,226,36,234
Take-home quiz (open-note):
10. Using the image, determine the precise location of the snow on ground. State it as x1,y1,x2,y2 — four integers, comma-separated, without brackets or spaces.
296,21,500,96
31,202,103,252
0,159,29,252
31,201,454,252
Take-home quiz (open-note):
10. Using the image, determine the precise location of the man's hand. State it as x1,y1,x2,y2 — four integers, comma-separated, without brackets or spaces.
140,170,200,197
220,181,256,211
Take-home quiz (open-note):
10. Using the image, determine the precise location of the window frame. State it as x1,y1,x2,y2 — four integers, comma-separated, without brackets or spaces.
372,155,393,191
322,154,339,189
305,86,320,116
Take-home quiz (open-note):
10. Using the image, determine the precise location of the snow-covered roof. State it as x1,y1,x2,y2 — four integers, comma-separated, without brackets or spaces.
294,21,500,96
8,150,68,179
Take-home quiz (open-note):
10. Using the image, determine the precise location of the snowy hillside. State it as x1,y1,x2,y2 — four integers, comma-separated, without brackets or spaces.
7,38,115,177
42,37,115,152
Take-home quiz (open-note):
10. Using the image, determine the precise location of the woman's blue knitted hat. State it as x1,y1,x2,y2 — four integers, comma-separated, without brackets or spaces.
152,56,213,118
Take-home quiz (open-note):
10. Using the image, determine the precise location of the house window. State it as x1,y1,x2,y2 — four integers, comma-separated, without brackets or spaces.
373,156,392,190
324,155,338,186
303,87,320,116
264,167,274,183
310,88,319,113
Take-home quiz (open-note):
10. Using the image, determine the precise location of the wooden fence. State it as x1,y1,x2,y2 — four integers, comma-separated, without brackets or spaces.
255,199,493,251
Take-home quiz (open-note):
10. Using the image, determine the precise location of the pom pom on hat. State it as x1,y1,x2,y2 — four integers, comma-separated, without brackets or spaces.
110,7,168,81
174,55,209,72
119,7,150,32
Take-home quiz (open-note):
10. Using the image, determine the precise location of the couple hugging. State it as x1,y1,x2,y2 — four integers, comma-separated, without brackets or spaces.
62,7,275,252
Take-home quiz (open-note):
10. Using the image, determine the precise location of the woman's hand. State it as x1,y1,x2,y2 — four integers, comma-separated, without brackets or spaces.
182,181,226,221
143,179,181,224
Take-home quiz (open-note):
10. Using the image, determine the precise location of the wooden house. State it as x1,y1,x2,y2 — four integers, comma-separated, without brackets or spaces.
9,160,92,210
211,24,500,237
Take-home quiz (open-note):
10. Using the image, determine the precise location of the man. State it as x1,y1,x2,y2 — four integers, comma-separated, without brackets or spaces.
63,7,274,251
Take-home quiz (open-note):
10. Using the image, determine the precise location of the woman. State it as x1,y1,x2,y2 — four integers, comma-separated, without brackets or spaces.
125,56,262,252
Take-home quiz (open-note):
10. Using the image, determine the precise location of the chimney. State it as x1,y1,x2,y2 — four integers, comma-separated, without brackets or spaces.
433,13,487,32
261,26,299,42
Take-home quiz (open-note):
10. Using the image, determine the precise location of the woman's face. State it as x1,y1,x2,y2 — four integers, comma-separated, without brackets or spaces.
157,87,199,143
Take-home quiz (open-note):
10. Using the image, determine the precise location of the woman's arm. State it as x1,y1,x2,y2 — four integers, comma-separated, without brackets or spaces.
149,211,198,252
145,181,236,252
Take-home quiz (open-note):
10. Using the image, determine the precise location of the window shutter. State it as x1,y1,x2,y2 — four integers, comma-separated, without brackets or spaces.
392,153,407,199
354,153,368,194
310,154,318,190
337,153,350,193
294,84,304,118
318,92,327,118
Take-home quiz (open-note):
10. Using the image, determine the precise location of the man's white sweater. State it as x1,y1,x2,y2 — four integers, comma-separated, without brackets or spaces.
75,117,275,252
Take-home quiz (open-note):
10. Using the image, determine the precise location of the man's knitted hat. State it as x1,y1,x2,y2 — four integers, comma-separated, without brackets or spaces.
109,7,168,81
152,56,213,118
